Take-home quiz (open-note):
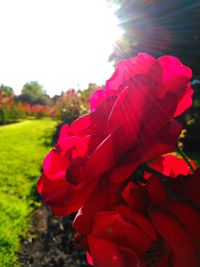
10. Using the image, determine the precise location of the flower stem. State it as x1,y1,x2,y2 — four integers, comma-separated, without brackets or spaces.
177,146,195,173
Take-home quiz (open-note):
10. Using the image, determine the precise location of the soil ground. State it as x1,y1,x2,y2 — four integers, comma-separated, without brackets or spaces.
19,205,89,267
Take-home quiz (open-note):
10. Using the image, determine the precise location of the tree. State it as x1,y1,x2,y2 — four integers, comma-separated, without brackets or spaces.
0,84,14,96
109,0,200,78
19,81,50,105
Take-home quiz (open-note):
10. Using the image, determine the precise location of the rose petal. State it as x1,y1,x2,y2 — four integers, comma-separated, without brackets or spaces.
158,56,192,81
106,53,156,91
91,211,153,257
150,209,199,267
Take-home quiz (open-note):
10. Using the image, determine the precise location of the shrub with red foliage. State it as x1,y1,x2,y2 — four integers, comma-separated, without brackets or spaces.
0,91,15,124
0,90,58,124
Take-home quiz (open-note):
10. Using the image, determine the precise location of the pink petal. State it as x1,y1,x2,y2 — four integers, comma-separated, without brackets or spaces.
90,89,107,112
174,84,193,117
106,53,155,91
158,56,192,81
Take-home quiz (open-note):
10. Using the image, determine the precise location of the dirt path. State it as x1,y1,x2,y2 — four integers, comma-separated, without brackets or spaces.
19,205,89,267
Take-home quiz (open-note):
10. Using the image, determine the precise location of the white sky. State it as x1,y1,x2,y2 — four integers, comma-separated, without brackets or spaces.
0,0,122,96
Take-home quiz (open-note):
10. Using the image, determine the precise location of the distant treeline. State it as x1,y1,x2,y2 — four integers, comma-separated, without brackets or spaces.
0,82,98,125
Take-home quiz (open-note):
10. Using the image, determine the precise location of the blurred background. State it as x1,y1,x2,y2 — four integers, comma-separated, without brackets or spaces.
0,0,200,266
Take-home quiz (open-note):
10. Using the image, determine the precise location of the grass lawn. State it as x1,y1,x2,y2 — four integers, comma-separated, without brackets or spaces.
0,119,57,267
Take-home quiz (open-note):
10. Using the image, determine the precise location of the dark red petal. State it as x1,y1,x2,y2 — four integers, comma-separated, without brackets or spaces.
147,61,163,98
107,77,148,147
116,205,157,240
134,121,182,164
146,176,169,207
155,249,172,267
174,84,193,117
109,162,137,184
120,247,141,267
88,235,133,267
139,92,178,141
164,75,189,100
38,173,98,216
73,178,120,234
83,126,126,181
91,211,153,257
112,121,182,184
169,200,200,252
150,209,199,267
88,236,141,267
122,183,147,214
163,76,193,117
91,95,117,129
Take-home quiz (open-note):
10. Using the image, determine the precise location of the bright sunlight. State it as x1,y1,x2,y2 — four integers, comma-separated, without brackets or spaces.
0,0,122,96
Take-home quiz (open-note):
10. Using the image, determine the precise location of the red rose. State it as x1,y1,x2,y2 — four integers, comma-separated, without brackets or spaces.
88,53,193,183
37,124,99,215
37,53,193,216
86,210,157,267
146,169,200,267
76,164,200,267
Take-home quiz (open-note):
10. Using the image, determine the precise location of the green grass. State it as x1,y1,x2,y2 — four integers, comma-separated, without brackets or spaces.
0,119,57,267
